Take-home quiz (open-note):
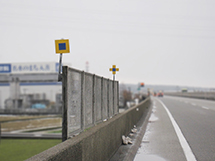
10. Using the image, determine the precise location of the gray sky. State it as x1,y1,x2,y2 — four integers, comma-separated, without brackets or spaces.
0,0,215,88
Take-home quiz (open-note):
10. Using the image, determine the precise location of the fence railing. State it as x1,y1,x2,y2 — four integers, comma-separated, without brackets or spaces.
62,66,119,141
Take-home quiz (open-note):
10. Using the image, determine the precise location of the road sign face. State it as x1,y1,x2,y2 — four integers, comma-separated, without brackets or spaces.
109,65,119,75
55,39,70,53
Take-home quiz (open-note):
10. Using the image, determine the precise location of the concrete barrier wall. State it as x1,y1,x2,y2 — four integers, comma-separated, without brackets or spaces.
165,92,215,101
26,97,151,161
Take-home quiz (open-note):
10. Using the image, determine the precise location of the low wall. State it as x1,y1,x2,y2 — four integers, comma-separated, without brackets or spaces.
26,97,151,161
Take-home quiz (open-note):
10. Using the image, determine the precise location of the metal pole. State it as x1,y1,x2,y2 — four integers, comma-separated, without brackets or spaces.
0,90,1,109
113,75,115,81
14,78,18,109
58,53,63,82
62,66,68,142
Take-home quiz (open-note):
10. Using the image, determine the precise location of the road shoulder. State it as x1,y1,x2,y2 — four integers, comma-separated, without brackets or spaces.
134,97,186,161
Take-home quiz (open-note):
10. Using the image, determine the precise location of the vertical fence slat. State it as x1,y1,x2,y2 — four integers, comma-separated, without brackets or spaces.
81,71,85,130
108,80,113,117
114,81,118,115
95,76,102,123
84,74,93,128
102,78,108,120
67,69,82,136
117,82,119,114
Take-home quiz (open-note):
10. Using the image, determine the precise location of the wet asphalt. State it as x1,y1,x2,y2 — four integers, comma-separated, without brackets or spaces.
135,96,215,161
161,96,215,161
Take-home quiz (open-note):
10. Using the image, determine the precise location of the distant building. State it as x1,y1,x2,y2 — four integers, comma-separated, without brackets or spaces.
181,88,188,93
0,62,63,110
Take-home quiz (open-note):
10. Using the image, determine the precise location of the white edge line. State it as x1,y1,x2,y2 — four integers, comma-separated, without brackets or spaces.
157,99,197,161
202,106,209,110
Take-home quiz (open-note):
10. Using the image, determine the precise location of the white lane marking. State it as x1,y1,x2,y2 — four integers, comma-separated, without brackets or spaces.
202,106,209,110
157,99,197,161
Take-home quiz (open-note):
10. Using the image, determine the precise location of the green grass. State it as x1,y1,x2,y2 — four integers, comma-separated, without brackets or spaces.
0,139,61,161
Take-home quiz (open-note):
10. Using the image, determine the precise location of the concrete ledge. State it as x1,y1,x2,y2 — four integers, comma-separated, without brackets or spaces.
26,97,151,161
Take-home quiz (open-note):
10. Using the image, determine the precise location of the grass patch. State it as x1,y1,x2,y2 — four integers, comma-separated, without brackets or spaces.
0,115,59,122
1,118,62,132
24,127,62,133
84,127,92,132
0,139,61,161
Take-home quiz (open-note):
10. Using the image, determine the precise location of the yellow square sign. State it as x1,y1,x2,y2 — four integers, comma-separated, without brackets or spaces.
55,39,70,54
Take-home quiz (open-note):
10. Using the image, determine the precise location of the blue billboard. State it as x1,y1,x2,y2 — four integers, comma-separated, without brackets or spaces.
0,64,11,73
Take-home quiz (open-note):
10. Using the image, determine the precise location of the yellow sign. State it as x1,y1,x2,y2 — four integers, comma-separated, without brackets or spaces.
55,39,70,54
109,65,119,75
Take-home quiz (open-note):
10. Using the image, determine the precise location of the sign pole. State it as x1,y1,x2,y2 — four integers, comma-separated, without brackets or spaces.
55,38,70,141
58,53,63,81
113,74,115,81
55,39,70,82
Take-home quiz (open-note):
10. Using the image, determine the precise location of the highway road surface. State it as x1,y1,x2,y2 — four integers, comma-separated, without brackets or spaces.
134,96,215,161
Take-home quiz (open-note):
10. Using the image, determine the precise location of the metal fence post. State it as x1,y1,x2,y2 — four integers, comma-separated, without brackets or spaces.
107,79,110,118
101,77,103,121
92,74,96,125
81,71,85,130
112,80,115,116
62,66,68,142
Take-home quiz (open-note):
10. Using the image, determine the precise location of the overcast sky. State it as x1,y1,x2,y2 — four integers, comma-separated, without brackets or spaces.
0,0,215,88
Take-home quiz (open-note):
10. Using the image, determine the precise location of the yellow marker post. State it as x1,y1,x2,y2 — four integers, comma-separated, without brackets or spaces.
109,65,119,80
55,39,70,81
